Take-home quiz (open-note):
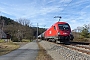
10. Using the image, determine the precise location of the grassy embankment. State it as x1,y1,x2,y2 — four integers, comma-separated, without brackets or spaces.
36,42,53,60
0,39,30,56
73,38,90,43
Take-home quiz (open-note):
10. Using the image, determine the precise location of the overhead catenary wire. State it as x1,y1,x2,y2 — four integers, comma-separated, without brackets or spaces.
59,0,73,13
54,0,73,21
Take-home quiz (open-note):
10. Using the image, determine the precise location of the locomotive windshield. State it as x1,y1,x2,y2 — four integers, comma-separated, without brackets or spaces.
58,24,70,30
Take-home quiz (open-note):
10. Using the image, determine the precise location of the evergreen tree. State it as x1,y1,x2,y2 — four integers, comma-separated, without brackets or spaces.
80,25,89,38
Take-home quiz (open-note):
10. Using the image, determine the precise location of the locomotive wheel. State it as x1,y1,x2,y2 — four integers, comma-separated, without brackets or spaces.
64,40,70,45
46,39,49,41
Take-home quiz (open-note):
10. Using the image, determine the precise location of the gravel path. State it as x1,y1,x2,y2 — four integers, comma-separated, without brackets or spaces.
39,40,90,60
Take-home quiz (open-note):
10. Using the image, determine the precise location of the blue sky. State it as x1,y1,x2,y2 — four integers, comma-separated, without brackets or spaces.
0,0,90,30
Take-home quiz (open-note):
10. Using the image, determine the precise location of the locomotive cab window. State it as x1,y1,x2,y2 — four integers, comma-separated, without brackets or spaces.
58,24,70,30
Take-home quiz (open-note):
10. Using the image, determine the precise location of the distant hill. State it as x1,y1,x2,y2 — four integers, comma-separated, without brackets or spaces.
0,16,19,25
0,16,45,41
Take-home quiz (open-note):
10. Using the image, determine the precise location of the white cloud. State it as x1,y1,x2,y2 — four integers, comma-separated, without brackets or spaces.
39,6,63,15
70,20,76,23
0,0,90,30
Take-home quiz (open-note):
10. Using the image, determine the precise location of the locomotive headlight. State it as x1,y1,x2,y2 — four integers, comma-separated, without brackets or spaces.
58,32,60,35
63,33,67,34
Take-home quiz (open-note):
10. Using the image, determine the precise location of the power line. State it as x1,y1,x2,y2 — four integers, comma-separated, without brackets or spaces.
54,0,73,20
60,0,73,13
54,0,73,21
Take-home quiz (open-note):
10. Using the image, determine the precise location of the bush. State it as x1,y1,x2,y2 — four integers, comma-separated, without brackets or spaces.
73,37,89,42
88,34,90,38
11,36,19,42
80,26,89,38
79,36,84,39
83,38,88,42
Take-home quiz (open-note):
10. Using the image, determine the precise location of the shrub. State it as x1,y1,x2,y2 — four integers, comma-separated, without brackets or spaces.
11,36,18,42
79,36,84,39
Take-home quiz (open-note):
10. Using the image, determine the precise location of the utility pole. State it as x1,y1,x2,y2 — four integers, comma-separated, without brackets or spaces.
0,11,5,39
0,11,1,14
1,19,4,31
36,23,46,41
54,16,62,21
37,23,38,40
0,11,5,32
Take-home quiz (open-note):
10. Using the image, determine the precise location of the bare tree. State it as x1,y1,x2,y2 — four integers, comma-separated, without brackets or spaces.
77,26,83,33
1,19,5,31
17,18,32,27
15,18,33,40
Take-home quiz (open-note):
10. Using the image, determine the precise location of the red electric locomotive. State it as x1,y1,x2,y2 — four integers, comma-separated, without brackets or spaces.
43,22,74,43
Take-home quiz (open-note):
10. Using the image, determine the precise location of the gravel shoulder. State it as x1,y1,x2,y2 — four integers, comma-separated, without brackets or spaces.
39,40,90,60
38,40,65,60
36,42,53,60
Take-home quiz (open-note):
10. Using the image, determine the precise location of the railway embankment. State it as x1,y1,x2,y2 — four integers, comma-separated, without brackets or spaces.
39,40,90,60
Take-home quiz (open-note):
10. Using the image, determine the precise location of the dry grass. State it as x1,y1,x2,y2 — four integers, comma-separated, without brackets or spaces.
0,39,30,56
36,42,53,60
73,38,90,43
0,42,20,56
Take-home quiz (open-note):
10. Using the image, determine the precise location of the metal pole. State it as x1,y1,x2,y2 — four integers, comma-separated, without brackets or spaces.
0,11,1,15
37,23,38,40
59,17,61,21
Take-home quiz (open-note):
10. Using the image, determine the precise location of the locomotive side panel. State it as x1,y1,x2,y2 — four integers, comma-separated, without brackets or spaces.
44,25,58,40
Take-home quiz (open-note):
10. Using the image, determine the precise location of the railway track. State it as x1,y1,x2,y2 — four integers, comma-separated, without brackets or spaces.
63,44,90,55
56,42,90,55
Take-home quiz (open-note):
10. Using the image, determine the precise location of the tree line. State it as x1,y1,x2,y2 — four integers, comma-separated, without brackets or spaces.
0,16,46,42
72,24,90,42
